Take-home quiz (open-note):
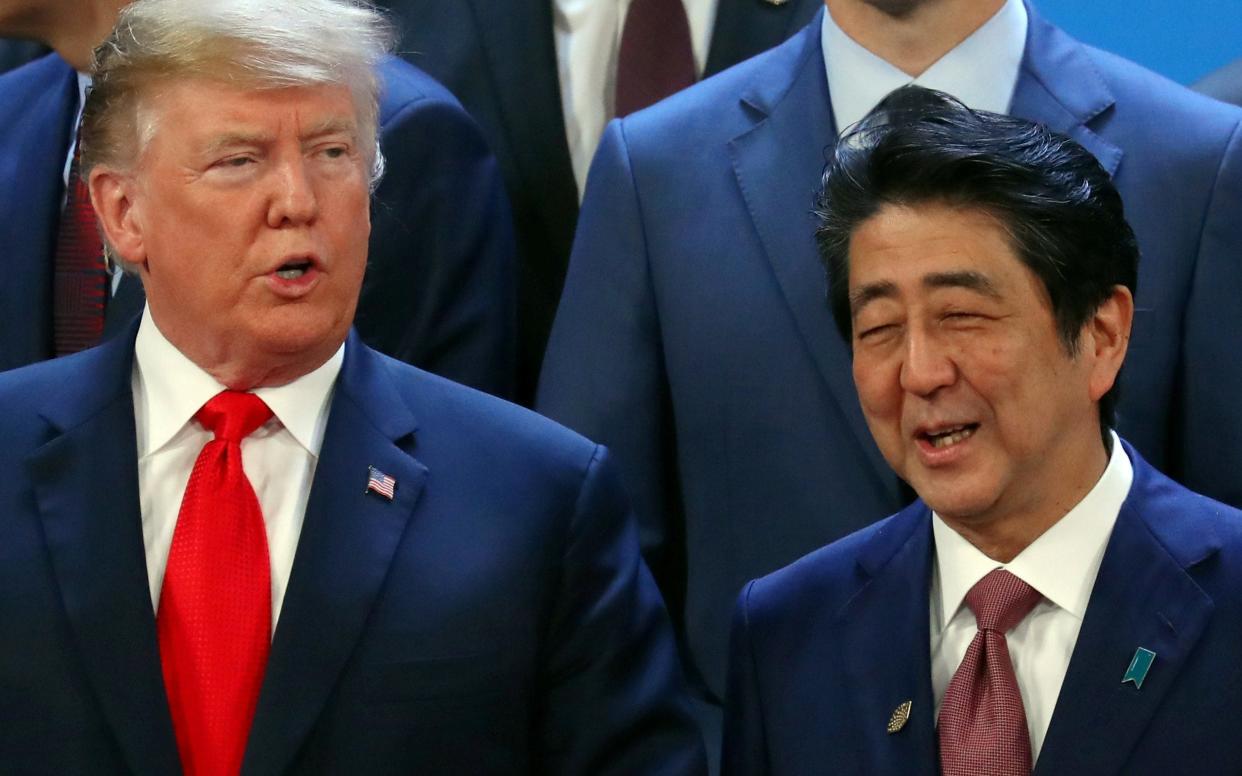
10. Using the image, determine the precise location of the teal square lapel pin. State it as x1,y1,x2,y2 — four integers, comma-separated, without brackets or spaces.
1122,647,1157,689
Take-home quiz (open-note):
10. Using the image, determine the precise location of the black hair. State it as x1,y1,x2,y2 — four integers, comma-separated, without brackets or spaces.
814,85,1138,429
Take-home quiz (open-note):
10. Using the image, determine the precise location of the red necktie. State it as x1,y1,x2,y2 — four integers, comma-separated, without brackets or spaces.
52,143,107,356
158,391,273,776
938,569,1043,776
615,0,696,117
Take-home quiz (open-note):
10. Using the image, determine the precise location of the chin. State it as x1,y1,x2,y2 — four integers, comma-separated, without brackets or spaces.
253,310,350,354
907,475,998,523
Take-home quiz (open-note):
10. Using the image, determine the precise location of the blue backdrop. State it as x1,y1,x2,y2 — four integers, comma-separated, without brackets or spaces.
1035,0,1241,86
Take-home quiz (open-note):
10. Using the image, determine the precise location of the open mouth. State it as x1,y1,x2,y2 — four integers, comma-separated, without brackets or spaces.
920,424,978,449
274,258,314,280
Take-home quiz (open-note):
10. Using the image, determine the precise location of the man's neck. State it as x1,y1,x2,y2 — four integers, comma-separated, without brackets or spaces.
824,0,1007,76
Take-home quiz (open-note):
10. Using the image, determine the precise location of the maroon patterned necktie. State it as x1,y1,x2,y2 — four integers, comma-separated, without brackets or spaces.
159,391,273,776
615,0,696,117
52,143,107,356
938,569,1043,776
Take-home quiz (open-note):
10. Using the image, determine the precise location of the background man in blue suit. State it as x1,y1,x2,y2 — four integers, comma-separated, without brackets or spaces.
0,0,516,399
382,0,822,403
0,1,706,773
538,0,1242,754
723,90,1242,775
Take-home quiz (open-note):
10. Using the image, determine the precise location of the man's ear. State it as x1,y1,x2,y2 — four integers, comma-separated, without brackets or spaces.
88,165,147,271
1085,285,1134,403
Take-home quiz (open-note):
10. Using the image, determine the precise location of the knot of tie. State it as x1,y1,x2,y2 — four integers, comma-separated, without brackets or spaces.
965,568,1042,634
196,391,273,443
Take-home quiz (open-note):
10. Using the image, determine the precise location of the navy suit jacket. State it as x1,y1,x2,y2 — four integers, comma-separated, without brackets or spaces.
0,328,706,774
538,4,1242,720
0,53,516,399
723,441,1242,775
381,0,822,401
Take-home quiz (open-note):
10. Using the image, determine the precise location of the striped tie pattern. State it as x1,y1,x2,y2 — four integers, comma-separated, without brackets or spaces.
52,145,107,356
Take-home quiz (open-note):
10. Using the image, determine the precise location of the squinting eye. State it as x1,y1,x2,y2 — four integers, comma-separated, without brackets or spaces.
322,146,348,159
856,323,895,341
215,156,255,169
943,312,981,323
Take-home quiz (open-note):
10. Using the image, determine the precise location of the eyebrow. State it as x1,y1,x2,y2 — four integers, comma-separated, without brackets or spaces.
201,130,271,157
200,118,359,156
921,270,1002,298
849,280,898,315
301,116,359,141
849,270,1002,316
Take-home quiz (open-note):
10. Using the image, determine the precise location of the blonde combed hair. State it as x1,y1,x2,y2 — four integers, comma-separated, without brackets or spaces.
80,0,394,186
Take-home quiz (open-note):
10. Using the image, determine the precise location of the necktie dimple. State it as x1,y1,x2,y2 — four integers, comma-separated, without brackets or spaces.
615,0,696,117
158,391,273,776
938,568,1043,776
52,142,107,356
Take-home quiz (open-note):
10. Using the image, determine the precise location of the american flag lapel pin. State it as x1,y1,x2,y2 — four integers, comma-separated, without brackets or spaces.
366,466,397,501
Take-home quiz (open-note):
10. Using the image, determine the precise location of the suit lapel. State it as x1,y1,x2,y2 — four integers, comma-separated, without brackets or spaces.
728,13,900,500
833,502,939,775
0,54,78,370
1035,447,1216,775
1010,4,1122,176
467,0,578,259
705,0,822,77
26,332,182,775
243,335,428,776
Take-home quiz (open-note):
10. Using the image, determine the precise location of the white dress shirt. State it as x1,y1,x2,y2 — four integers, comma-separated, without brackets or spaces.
822,0,1027,133
929,431,1134,762
131,307,343,633
553,0,718,197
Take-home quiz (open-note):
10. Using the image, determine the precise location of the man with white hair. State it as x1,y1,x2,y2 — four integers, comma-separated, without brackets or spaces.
0,0,516,401
0,1,706,774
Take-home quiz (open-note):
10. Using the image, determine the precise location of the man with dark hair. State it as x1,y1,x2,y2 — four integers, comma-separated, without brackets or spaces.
817,87,1139,434
722,90,1242,775
538,0,1242,757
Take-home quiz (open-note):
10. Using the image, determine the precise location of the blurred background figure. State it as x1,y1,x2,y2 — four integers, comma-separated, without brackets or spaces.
381,0,822,403
1196,57,1242,107
0,0,517,399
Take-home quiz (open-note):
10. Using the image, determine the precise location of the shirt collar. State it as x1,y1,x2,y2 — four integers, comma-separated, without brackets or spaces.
822,0,1028,134
132,306,344,458
932,430,1134,629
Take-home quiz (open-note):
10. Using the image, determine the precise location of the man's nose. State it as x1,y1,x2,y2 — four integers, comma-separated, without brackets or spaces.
267,157,319,227
899,327,956,396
